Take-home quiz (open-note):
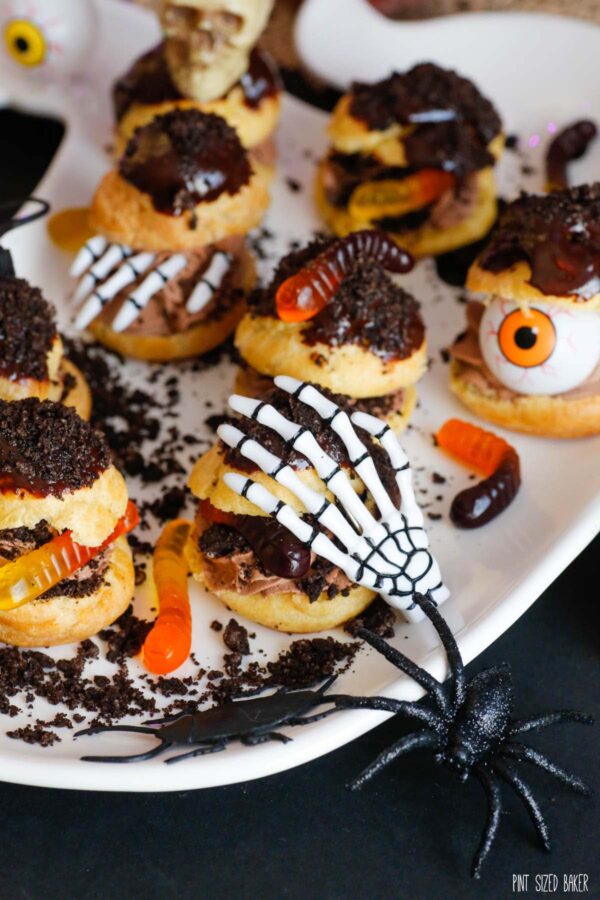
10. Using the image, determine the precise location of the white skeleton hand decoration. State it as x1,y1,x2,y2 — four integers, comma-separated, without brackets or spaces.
217,376,449,623
70,236,231,332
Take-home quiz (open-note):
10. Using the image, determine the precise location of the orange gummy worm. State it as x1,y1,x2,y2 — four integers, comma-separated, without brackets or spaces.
0,501,139,611
436,419,512,478
143,519,193,676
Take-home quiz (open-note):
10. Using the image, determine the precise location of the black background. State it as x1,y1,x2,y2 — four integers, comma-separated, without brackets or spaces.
0,110,598,900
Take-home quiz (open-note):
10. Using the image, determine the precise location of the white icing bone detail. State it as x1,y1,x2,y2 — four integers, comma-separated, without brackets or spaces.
186,251,231,313
71,237,231,332
218,377,449,623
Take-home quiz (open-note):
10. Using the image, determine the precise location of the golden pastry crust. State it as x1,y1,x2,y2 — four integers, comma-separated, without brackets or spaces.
116,89,281,156
235,313,427,398
60,359,92,421
0,465,129,547
0,336,62,403
450,359,600,438
467,260,600,311
233,365,417,434
90,163,270,252
0,537,134,647
89,249,255,362
186,526,374,633
315,163,499,258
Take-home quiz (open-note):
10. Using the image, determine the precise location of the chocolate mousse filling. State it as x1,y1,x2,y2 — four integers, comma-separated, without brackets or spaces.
0,277,57,381
451,301,600,401
348,63,501,181
478,184,600,299
119,109,251,215
113,45,280,122
98,237,247,338
0,522,110,601
248,240,425,361
0,398,110,497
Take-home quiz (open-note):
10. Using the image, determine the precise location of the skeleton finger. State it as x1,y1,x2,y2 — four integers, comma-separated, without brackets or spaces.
111,253,188,332
74,251,156,330
218,423,364,553
228,393,379,534
70,235,108,278
275,376,398,519
73,242,133,303
351,411,423,525
186,251,231,314
222,473,383,591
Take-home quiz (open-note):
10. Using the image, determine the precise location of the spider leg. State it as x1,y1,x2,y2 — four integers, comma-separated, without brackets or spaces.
509,711,593,736
242,731,292,746
76,725,172,764
492,759,550,851
165,740,228,765
328,693,443,731
412,594,466,708
357,628,449,715
350,731,438,791
472,766,503,879
501,741,591,795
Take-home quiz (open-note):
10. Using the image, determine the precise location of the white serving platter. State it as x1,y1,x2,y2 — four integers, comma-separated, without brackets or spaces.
0,0,598,792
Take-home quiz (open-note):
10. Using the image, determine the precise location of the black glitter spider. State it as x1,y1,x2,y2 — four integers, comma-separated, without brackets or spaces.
341,593,593,878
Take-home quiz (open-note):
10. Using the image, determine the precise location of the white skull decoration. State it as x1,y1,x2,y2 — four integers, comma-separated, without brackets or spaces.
160,0,274,102
0,0,97,80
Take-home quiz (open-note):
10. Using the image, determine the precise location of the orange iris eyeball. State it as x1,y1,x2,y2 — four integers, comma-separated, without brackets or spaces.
498,307,556,368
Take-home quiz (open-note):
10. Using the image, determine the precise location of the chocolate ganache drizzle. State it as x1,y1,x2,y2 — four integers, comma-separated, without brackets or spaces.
349,63,502,181
478,184,600,299
119,109,251,215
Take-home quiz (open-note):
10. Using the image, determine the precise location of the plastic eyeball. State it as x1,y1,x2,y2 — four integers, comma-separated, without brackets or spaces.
3,19,46,66
480,298,600,396
0,0,97,77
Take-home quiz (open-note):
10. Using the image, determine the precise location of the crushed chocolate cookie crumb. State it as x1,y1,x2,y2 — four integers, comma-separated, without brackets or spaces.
0,398,110,496
345,598,396,638
223,619,250,656
8,724,60,747
0,277,57,380
265,638,359,688
98,605,153,664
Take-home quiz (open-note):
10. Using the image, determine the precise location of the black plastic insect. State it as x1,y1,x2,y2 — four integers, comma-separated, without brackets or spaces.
75,676,340,765
0,196,50,276
340,594,593,878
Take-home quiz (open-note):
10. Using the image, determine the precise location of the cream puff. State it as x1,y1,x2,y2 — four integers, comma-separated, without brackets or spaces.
185,384,411,632
0,275,91,418
70,108,269,362
113,0,280,172
234,233,426,431
451,184,600,438
316,63,504,258
0,398,135,646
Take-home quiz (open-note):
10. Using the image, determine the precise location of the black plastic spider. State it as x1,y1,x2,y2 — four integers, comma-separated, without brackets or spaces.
342,594,593,878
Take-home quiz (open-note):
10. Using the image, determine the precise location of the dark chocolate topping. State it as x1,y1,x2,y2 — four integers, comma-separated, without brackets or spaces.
348,63,501,180
113,43,182,122
222,384,400,507
113,45,280,122
240,48,281,108
249,239,424,360
478,184,600,299
0,398,111,497
119,109,251,215
546,121,598,191
0,277,57,380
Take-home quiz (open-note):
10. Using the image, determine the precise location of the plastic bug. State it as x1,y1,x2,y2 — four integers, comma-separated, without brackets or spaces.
343,593,593,878
75,677,341,765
